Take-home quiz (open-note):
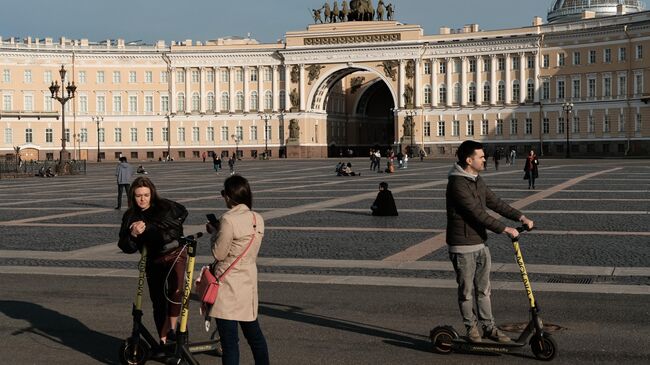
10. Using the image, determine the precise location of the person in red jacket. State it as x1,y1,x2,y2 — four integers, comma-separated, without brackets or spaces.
524,150,540,189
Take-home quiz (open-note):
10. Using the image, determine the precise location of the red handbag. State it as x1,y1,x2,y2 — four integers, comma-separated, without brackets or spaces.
196,213,257,312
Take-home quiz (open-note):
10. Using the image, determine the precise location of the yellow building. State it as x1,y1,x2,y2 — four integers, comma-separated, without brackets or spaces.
1,1,648,161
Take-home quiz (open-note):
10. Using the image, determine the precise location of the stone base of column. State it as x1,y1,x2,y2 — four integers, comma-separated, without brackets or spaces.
286,142,327,158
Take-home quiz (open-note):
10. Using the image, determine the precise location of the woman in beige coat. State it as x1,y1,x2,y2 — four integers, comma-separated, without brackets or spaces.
206,175,269,365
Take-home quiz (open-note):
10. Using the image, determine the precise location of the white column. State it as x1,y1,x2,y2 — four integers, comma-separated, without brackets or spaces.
476,56,483,105
284,66,291,110
534,52,540,103
257,66,264,112
170,67,177,114
299,64,305,111
490,55,497,105
461,57,468,107
214,67,221,113
446,58,453,107
229,67,235,112
414,59,422,107
505,54,512,104
272,65,279,112
519,53,526,104
243,66,249,112
431,59,438,107
185,67,191,112
200,67,206,113
398,60,406,108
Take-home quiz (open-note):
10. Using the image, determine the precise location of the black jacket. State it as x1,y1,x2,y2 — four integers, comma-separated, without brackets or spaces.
446,164,522,246
118,199,188,255
371,190,398,216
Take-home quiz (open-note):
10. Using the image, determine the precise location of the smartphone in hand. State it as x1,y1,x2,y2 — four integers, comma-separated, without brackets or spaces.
206,214,218,225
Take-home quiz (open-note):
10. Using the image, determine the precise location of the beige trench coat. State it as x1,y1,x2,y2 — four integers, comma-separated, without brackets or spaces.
208,204,264,321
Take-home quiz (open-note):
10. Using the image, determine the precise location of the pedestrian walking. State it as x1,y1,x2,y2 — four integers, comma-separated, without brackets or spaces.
205,175,270,365
446,140,534,343
202,151,207,163
213,153,221,173
228,155,236,175
419,149,425,161
510,148,517,165
403,153,409,169
115,157,133,209
493,148,501,170
523,150,539,189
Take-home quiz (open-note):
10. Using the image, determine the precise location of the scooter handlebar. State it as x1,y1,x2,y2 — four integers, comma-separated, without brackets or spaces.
516,224,534,233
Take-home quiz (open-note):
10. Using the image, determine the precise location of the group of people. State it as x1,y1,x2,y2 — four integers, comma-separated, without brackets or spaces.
113,139,542,363
335,161,359,176
212,152,238,175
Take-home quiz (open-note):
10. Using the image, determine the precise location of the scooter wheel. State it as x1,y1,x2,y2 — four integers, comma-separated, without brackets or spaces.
530,333,558,361
430,326,458,354
118,340,150,365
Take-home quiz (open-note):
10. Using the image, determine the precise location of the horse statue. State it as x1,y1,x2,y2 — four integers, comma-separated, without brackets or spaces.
363,0,375,21
376,0,385,20
340,0,349,21
331,1,340,23
350,0,374,21
323,2,332,23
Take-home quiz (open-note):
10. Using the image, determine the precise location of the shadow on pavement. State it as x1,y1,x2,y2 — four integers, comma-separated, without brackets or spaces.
259,301,432,353
0,300,122,364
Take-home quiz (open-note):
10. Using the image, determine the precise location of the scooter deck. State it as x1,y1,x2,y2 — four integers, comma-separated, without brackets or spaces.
453,337,526,349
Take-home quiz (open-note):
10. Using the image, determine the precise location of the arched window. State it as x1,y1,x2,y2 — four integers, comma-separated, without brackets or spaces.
236,91,244,110
423,85,432,104
279,90,286,110
207,92,215,112
468,82,476,103
527,79,535,101
497,81,505,102
453,83,461,104
483,81,491,103
192,92,200,112
221,92,230,111
177,92,185,112
264,90,273,110
250,91,259,111
439,84,447,104
512,80,520,103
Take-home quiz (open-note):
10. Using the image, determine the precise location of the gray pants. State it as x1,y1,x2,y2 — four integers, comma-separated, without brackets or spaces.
449,246,495,331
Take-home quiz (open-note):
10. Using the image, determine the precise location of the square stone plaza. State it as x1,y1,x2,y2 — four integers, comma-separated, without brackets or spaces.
0,157,649,364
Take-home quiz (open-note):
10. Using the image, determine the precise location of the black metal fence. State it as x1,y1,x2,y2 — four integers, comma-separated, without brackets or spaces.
0,160,87,179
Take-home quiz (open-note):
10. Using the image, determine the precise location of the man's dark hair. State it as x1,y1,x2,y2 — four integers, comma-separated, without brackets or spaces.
379,182,388,190
119,156,127,163
456,140,483,168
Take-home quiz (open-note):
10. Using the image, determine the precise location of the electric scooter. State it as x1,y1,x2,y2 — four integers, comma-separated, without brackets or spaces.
430,225,558,361
118,232,223,365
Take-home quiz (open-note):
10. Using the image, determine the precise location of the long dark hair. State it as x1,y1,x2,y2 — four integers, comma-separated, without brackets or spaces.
127,176,162,213
222,174,253,209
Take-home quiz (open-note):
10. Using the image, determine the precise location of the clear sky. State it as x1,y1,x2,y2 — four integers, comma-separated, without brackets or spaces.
1,0,551,44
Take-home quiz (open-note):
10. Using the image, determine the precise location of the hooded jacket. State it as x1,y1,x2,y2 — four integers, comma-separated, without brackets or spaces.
115,162,133,185
446,163,522,247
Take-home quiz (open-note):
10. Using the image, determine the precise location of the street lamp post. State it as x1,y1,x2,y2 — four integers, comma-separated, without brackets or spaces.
404,110,417,157
259,112,273,159
49,65,77,164
165,114,172,161
92,116,103,162
562,102,573,158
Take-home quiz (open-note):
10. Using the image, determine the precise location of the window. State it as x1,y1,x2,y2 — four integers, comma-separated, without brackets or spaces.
636,44,643,59
115,128,122,142
265,124,272,141
525,118,533,135
264,91,273,110
113,71,121,83
453,59,461,73
424,121,431,137
587,78,596,98
618,75,627,97
44,94,53,111
162,127,169,142
77,71,86,84
483,82,490,103
161,95,169,112
527,79,535,101
603,115,610,132
99,128,105,143
497,81,505,102
192,92,200,112
453,83,461,104
146,127,153,142
236,125,243,140
221,92,230,110
527,55,534,69
604,48,612,63
468,83,476,103
45,128,53,143
236,91,244,110
558,53,566,66
24,95,33,111
250,68,258,82
543,54,549,68
619,47,626,62
424,62,431,75
573,51,581,65
4,128,12,144
512,80,520,103
129,71,136,83
44,71,52,84
250,125,258,140
178,127,186,142
207,70,215,83
3,69,11,82
573,79,581,99
145,71,153,83
589,50,596,64
113,95,122,113
79,95,88,113
129,95,137,113
452,120,459,136
636,113,642,132
497,57,505,71
510,119,518,135
588,115,595,133
543,118,550,134
439,62,446,74
603,75,612,97
495,119,503,135
161,71,168,83
145,95,153,113
573,116,580,133
207,126,214,141
466,120,474,136
469,59,476,73
236,69,244,82
618,114,625,133
191,70,200,83
264,67,273,81
483,58,491,72
250,91,259,111
557,117,565,134
512,56,520,70
221,69,229,82
279,90,286,110
221,126,229,141
634,73,643,95
3,95,12,111
24,70,32,83
130,128,138,142
176,70,185,83
192,127,200,142
177,93,185,112
25,128,33,143
207,92,215,111
437,121,445,137
557,80,565,99
439,84,447,104
424,85,432,104
481,120,489,135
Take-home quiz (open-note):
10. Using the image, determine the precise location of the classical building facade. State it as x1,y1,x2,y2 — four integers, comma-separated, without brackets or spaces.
1,2,649,161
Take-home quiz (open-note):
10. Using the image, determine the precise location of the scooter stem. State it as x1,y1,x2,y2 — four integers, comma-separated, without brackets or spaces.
135,246,148,311
513,239,536,309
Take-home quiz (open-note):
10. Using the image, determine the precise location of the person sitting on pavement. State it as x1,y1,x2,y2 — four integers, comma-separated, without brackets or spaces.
371,182,398,216
136,165,148,174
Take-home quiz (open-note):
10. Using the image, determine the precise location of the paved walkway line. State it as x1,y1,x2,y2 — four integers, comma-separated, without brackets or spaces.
0,266,646,295
383,167,623,263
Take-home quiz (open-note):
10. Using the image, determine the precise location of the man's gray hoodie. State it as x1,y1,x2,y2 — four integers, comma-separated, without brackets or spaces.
116,162,133,185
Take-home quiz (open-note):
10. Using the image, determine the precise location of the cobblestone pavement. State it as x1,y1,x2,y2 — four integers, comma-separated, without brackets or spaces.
0,157,649,293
